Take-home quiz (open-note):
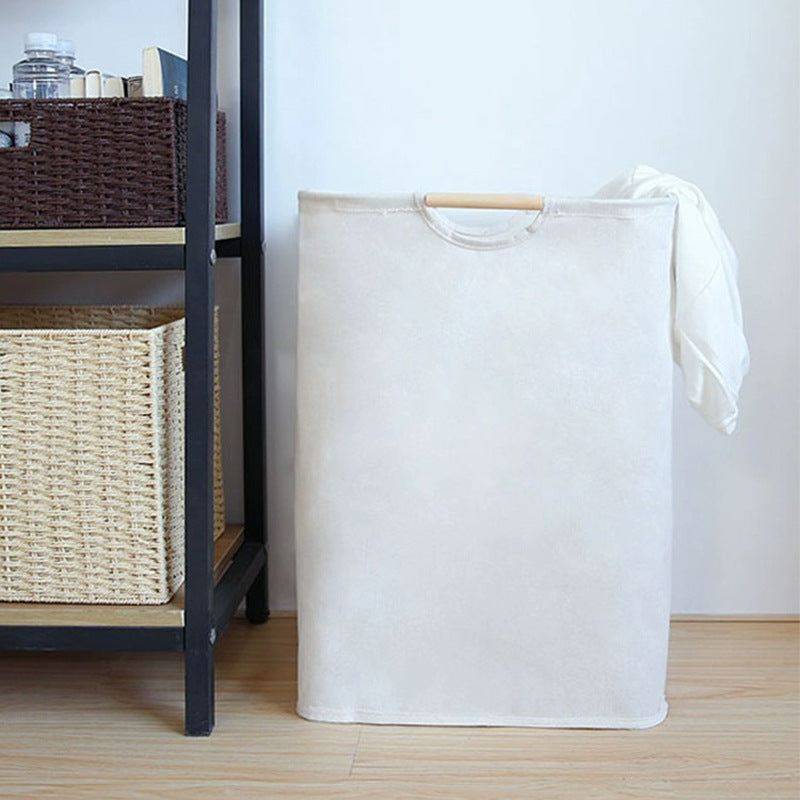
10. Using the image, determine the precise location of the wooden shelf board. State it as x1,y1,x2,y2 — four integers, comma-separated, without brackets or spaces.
0,524,244,628
0,223,241,248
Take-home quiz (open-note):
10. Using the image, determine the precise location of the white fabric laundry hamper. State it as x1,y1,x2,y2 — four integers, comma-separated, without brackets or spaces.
294,185,709,729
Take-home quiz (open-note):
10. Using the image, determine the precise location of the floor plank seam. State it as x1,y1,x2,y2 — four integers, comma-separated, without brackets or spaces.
348,726,363,778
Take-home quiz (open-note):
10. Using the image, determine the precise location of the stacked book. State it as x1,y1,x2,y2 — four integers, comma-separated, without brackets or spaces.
73,47,186,99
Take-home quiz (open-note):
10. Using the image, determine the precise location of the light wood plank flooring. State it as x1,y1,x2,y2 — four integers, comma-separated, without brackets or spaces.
0,619,797,799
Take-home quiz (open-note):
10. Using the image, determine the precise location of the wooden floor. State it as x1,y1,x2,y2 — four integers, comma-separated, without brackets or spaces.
0,619,797,799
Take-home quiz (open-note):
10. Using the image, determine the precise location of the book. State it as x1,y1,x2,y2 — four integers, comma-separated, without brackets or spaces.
84,70,125,98
84,69,101,97
125,76,143,98
103,75,125,98
142,47,187,100
70,75,85,98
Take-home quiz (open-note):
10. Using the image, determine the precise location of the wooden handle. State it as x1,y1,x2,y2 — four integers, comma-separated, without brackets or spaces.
423,193,545,211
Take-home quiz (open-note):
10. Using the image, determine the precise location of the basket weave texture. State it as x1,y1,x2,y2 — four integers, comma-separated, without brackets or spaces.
0,306,225,604
0,98,227,229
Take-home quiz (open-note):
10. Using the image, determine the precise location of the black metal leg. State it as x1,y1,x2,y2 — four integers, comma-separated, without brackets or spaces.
184,0,219,737
240,0,269,625
185,639,215,736
246,569,269,624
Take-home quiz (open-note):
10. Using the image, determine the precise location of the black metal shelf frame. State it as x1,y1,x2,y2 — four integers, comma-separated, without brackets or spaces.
0,237,241,272
0,244,187,271
0,0,268,737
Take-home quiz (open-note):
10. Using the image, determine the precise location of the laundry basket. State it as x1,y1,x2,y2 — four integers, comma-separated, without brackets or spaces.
295,192,677,729
0,305,225,604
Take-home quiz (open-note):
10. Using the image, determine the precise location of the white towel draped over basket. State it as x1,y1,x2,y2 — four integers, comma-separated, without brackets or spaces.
294,168,748,729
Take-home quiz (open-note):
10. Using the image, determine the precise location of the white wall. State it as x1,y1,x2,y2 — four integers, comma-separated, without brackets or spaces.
1,0,797,614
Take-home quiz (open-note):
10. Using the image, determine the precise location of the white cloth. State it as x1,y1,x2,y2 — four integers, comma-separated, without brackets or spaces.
295,192,678,728
594,165,749,434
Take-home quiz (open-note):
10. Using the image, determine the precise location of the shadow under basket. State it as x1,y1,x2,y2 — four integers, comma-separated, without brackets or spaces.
0,305,225,604
0,98,227,229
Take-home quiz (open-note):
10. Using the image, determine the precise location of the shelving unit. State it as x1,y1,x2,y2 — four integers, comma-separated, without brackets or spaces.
0,0,267,736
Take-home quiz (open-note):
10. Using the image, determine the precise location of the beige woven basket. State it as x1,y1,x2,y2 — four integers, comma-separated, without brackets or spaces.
0,305,225,604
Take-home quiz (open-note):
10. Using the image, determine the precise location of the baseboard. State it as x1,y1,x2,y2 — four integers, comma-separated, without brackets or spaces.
264,611,799,622
670,613,799,622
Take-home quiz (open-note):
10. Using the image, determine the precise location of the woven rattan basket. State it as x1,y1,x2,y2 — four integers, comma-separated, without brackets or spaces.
0,306,225,604
0,98,227,229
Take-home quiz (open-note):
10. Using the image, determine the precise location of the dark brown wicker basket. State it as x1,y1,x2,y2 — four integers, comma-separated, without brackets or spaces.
0,98,227,229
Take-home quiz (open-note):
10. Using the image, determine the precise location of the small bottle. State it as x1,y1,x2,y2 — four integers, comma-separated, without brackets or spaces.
56,39,85,98
55,40,85,77
12,32,70,99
